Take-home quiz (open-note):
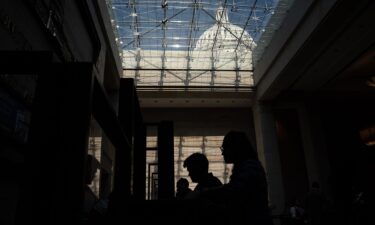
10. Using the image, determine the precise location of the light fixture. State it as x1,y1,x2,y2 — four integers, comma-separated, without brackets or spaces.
366,76,375,87
359,126,375,146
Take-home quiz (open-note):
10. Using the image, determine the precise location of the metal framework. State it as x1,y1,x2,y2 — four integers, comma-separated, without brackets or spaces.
108,0,294,88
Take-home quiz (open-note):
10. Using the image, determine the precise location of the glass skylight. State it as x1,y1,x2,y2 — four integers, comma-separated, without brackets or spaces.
107,0,293,87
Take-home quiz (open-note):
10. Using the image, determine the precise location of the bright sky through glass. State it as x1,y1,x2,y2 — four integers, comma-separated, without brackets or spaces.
108,0,291,87
112,0,277,51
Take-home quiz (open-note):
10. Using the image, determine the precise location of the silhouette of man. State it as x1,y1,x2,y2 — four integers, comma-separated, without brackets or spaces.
176,178,193,200
83,155,105,225
183,152,222,191
200,130,274,225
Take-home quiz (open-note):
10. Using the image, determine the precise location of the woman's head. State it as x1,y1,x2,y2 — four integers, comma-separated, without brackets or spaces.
221,130,258,163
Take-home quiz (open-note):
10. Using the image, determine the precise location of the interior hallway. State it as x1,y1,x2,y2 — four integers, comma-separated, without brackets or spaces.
0,0,374,224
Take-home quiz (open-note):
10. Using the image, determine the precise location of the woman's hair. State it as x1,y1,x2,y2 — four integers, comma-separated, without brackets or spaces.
223,130,258,160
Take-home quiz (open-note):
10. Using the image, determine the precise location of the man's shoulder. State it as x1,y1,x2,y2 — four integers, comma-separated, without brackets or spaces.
209,173,223,185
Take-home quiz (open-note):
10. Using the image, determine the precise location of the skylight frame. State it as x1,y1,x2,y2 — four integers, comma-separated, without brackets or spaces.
107,0,292,87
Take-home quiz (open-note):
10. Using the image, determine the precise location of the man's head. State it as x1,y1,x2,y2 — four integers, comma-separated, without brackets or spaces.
183,153,209,183
176,178,189,191
221,130,258,163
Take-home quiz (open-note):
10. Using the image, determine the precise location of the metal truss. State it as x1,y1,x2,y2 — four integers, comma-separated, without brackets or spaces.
110,0,285,88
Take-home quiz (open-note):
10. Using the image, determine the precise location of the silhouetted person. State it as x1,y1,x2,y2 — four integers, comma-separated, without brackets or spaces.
200,130,274,225
83,155,100,224
305,182,328,225
183,152,222,191
83,155,108,225
289,198,306,225
176,178,193,200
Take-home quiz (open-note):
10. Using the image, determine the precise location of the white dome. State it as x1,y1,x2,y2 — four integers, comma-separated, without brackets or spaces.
123,6,255,86
194,7,255,52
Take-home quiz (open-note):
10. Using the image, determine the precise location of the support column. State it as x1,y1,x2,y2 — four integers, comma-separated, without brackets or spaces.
297,102,331,196
297,104,320,185
117,78,135,198
133,122,146,200
253,102,285,219
157,121,174,200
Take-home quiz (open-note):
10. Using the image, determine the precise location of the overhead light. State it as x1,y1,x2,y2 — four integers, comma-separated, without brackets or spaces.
359,126,375,146
366,76,375,87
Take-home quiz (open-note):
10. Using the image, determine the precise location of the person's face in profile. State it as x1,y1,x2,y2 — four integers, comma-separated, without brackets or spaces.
221,142,234,163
